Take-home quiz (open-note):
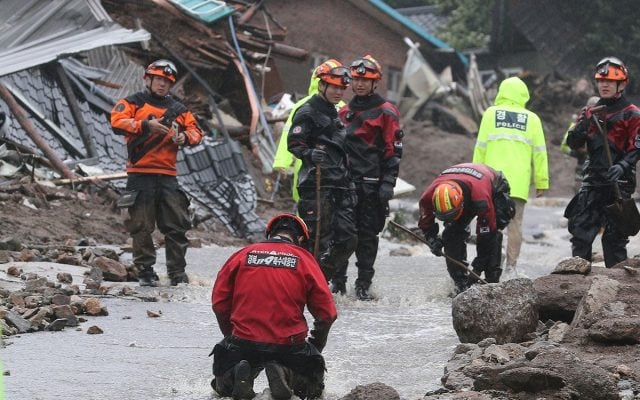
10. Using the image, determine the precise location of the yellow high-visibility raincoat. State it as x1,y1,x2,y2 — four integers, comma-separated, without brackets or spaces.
473,77,549,200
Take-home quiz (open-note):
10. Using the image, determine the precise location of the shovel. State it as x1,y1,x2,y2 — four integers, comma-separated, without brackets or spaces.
591,113,640,236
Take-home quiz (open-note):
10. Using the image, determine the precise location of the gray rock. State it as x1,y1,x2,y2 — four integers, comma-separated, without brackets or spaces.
339,382,399,400
24,277,48,292
47,318,67,331
52,305,78,326
452,278,538,344
4,309,31,333
499,366,565,392
533,273,592,322
553,256,591,274
56,272,73,284
529,347,618,400
92,256,127,282
389,247,411,257
0,237,22,251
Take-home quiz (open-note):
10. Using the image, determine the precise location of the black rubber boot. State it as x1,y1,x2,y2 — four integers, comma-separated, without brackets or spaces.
232,360,255,400
169,272,189,286
265,362,293,400
331,280,346,295
138,266,158,287
355,286,372,301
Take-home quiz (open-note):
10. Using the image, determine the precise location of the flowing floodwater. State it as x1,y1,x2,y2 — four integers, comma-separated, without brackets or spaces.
4,198,634,400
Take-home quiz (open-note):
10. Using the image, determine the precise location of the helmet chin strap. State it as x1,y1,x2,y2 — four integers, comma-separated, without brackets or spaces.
369,81,378,95
146,76,170,99
319,82,329,101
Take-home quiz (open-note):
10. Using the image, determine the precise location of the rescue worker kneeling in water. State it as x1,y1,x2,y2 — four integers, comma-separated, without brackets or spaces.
210,214,337,400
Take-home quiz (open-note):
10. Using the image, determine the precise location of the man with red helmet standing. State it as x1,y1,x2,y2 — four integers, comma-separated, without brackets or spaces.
565,57,640,267
418,163,515,295
111,59,203,286
211,214,337,400
288,59,357,282
331,55,403,300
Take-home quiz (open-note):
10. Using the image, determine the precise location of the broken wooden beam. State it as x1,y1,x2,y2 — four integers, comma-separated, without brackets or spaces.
0,81,75,179
52,172,127,186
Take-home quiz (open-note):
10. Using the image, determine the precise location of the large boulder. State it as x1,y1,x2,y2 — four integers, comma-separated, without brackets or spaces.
532,273,593,322
339,382,399,400
452,278,538,344
569,270,640,345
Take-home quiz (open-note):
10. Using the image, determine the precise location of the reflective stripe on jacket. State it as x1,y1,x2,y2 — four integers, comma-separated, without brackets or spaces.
418,163,499,235
111,91,203,176
339,93,402,186
472,77,549,201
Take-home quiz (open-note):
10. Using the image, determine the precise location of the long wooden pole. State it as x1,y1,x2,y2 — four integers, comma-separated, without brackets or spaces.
0,81,75,179
388,219,488,284
52,172,127,186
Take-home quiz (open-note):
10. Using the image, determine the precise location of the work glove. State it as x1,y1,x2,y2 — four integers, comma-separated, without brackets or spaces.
308,320,331,353
606,163,626,182
310,148,327,165
378,182,395,202
424,234,444,257
576,106,592,125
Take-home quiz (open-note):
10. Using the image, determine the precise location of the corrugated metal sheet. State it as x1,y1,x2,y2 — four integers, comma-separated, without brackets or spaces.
0,0,264,237
507,1,590,77
0,0,149,77
397,6,447,37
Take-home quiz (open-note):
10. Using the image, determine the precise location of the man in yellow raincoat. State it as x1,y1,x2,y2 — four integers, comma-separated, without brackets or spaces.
473,76,549,277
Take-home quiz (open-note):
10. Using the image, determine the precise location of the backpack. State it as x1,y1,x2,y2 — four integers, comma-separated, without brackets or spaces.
492,171,516,230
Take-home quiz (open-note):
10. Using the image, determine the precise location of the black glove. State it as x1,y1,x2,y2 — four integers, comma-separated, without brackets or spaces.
606,163,625,182
576,106,592,125
424,234,443,257
378,182,394,202
311,148,327,165
308,320,332,353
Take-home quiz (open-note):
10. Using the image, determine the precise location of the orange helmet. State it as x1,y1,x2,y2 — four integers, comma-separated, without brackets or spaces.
595,57,628,82
350,54,382,80
265,213,310,243
315,59,352,88
144,59,177,83
432,181,464,222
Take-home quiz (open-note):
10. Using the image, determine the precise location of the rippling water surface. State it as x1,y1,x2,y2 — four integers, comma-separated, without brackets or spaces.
5,199,629,400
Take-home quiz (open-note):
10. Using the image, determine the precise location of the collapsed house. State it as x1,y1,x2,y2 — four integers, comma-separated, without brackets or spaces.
0,0,298,239
0,0,488,240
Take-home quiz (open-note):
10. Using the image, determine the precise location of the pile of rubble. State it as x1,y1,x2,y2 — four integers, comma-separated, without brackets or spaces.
423,259,640,399
0,237,169,337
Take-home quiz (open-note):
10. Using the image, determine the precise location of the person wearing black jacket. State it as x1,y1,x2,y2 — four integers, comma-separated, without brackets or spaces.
287,59,357,281
565,57,640,267
332,55,403,300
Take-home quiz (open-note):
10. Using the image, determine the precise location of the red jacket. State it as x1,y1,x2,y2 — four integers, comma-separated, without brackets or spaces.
212,239,337,345
111,91,203,176
419,163,499,234
339,93,402,185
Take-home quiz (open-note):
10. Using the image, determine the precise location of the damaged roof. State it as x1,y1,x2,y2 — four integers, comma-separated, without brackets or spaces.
0,0,150,77
505,0,591,77
0,0,265,238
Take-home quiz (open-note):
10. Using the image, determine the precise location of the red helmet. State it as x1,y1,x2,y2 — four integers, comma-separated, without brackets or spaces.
350,54,382,80
144,59,177,83
432,181,464,222
315,59,352,88
265,213,310,242
595,57,628,82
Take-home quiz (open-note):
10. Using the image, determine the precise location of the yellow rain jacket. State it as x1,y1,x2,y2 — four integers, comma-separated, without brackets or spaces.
473,77,549,201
